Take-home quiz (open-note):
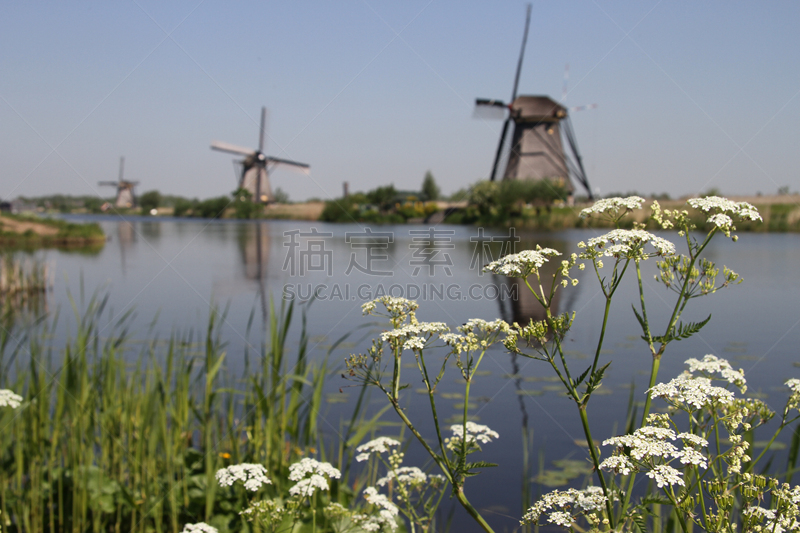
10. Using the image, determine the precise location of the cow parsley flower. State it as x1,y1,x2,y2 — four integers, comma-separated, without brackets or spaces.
457,318,511,335
578,229,675,261
356,437,401,462
362,297,418,316
646,465,684,488
0,389,22,409
377,466,428,487
357,487,399,531
447,422,499,449
288,458,341,482
687,196,761,221
685,354,746,391
648,374,735,410
215,463,271,491
580,196,645,218
182,523,218,533
380,322,449,343
599,455,635,475
289,474,330,497
483,247,561,278
521,487,608,526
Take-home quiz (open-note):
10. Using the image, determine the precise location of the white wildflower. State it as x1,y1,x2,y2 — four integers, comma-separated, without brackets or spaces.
215,463,271,491
0,389,22,409
355,437,401,462
447,422,499,449
677,433,708,447
359,487,399,531
787,379,800,394
646,465,684,488
483,247,561,278
675,448,707,468
599,455,635,475
578,229,675,260
580,196,645,218
380,322,449,343
687,196,762,221
362,296,418,316
457,318,512,335
685,354,746,391
377,466,427,487
402,337,426,351
521,487,607,526
288,457,341,481
648,374,735,410
182,523,218,533
289,474,330,497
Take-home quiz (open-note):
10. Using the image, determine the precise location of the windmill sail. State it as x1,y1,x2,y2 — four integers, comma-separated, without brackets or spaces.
211,106,309,204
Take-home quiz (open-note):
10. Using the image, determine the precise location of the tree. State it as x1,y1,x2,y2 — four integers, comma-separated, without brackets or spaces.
139,190,162,213
421,171,440,201
273,187,290,204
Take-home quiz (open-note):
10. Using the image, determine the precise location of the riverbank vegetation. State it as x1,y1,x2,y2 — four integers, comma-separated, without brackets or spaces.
0,296,388,532
0,213,105,249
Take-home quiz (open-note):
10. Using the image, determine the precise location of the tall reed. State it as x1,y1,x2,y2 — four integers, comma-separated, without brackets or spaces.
0,293,340,533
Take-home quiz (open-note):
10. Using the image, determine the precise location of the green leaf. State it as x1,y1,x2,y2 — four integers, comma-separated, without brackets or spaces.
466,461,498,469
672,314,712,341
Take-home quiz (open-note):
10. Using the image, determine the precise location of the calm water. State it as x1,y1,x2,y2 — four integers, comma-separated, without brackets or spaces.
10,215,800,530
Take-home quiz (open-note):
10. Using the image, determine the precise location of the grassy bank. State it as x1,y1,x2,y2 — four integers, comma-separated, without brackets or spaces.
0,213,105,249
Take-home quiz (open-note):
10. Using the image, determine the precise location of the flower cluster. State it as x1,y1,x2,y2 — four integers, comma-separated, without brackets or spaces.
786,378,800,417
377,466,429,487
215,463,271,491
446,422,499,450
579,196,645,219
687,196,762,238
287,458,341,498
362,296,419,327
600,425,709,488
521,487,608,527
0,389,22,409
483,246,561,278
355,436,401,462
354,487,400,531
181,523,218,533
578,229,675,261
684,354,746,392
648,373,736,411
381,322,450,352
241,499,288,529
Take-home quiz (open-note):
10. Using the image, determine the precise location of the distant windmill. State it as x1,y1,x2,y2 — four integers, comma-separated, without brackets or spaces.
210,107,310,204
474,5,594,199
98,157,139,208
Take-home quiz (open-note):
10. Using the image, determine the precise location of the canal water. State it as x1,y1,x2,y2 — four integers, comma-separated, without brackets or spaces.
10,215,800,530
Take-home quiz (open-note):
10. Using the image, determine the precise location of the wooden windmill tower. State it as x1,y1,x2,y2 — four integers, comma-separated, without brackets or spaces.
98,157,139,208
210,107,310,204
474,5,594,199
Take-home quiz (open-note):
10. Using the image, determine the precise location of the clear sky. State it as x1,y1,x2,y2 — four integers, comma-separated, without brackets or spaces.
1,1,798,202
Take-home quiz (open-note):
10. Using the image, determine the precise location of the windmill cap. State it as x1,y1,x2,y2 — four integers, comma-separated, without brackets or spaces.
511,96,567,120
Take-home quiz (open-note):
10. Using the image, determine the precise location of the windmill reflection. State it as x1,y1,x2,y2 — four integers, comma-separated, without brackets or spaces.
116,220,136,275
237,222,271,322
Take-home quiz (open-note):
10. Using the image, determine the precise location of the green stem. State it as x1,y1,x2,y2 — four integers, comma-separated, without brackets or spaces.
577,405,615,529
454,486,496,533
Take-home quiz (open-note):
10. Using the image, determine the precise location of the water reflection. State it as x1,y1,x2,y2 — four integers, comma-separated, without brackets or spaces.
116,221,135,274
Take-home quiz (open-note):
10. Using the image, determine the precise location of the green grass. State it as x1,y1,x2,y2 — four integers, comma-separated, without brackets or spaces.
0,292,371,533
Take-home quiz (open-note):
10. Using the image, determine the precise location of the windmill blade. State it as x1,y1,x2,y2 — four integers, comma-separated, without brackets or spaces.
258,107,267,153
473,105,507,121
562,115,593,199
509,4,532,103
570,104,598,113
210,140,256,157
266,156,310,174
118,156,125,182
475,98,507,108
98,181,119,186
562,64,569,102
489,116,512,182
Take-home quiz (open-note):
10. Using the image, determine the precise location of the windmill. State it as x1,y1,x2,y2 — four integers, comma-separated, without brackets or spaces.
98,157,139,208
210,107,310,204
474,5,594,199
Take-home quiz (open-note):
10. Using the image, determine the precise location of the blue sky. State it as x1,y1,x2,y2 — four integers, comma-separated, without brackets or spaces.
1,1,798,202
